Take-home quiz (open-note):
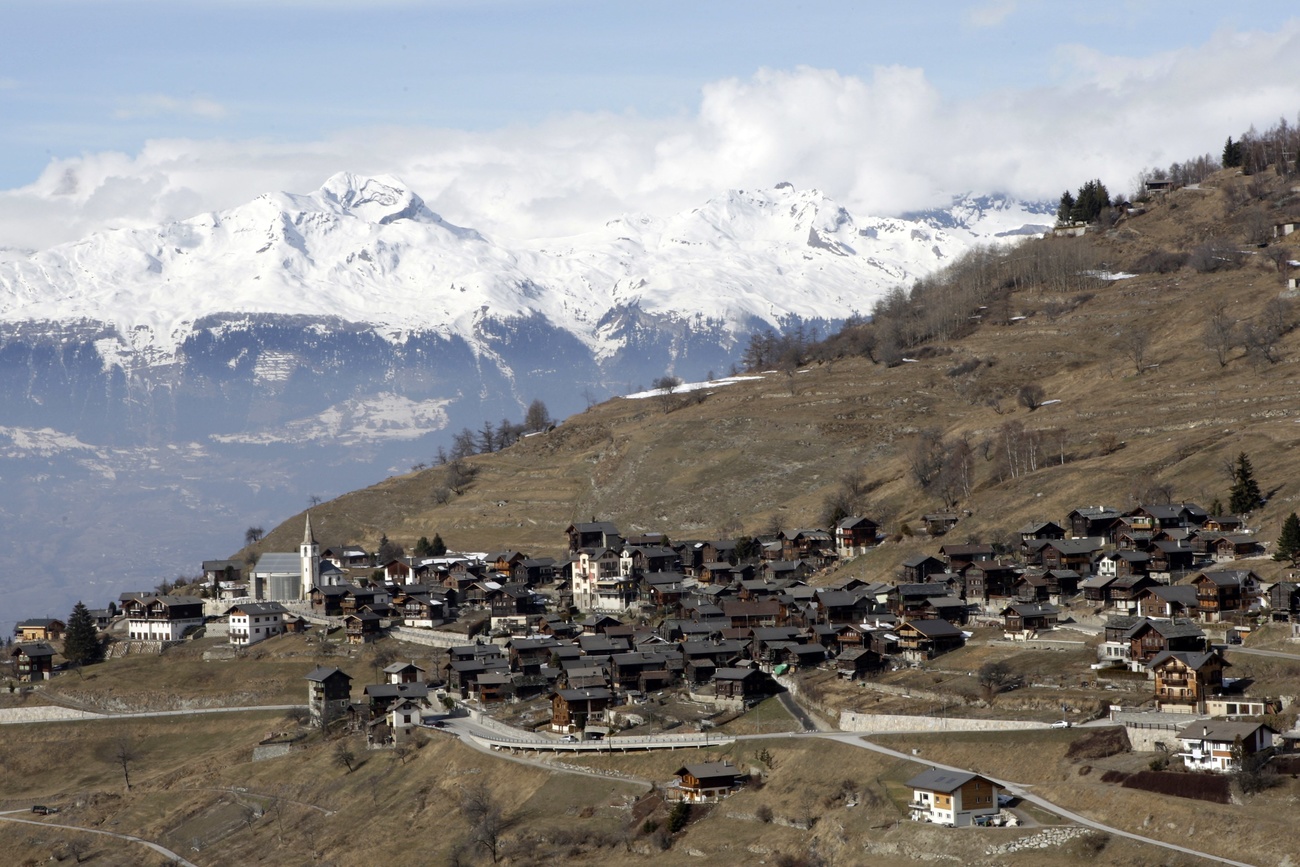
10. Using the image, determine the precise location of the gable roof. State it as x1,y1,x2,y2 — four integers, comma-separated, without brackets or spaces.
904,768,994,793
1176,719,1275,743
305,665,351,683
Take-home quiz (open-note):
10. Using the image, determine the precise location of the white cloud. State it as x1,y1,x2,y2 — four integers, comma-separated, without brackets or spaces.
113,94,228,121
4,23,1300,253
967,0,1018,28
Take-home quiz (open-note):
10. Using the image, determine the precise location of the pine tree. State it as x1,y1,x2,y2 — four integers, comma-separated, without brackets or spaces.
1223,136,1244,168
1056,190,1075,224
1276,513,1300,565
1228,451,1263,514
63,601,103,666
431,533,447,556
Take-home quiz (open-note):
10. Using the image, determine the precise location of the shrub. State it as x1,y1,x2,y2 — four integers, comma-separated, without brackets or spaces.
1132,249,1188,273
668,801,691,833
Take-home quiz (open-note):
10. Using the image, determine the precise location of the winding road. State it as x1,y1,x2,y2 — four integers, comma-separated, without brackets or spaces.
0,810,199,867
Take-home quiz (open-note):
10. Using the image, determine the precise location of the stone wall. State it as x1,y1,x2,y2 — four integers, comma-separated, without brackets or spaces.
0,705,102,725
839,710,1049,734
389,626,476,648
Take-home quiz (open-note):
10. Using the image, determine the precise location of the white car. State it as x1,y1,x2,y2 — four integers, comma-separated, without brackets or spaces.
1049,720,1071,729
560,735,578,742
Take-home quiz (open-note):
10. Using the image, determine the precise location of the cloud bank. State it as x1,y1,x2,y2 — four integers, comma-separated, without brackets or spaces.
4,23,1300,253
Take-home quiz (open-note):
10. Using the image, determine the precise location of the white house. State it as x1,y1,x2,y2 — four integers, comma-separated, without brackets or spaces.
226,601,289,647
123,595,205,641
905,769,1001,827
1176,720,1276,772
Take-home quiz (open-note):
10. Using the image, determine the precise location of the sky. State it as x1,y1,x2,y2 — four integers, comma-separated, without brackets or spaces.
4,0,1300,251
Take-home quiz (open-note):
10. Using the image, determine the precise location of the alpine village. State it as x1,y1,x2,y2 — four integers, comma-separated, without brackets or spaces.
12,144,1300,867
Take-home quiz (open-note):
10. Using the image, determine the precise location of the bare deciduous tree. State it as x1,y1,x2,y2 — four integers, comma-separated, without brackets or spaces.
333,740,356,774
460,781,516,864
1017,383,1046,412
1202,302,1239,367
107,732,139,791
1114,323,1152,375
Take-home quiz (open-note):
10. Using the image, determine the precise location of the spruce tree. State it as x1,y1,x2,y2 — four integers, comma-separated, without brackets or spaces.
63,601,103,666
1276,513,1300,565
431,533,447,556
1228,451,1263,514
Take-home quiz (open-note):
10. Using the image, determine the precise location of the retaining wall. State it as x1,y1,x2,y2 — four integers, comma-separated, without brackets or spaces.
389,626,476,648
839,710,1049,734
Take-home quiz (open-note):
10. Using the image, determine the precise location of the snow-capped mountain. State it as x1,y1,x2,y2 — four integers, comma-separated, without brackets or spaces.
902,193,1056,245
0,174,971,365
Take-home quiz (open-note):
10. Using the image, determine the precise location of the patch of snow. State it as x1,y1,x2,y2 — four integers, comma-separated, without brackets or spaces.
1040,399,1062,406
622,375,763,400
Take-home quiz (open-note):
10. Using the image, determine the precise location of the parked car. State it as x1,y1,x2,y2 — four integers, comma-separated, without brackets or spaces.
560,735,578,743
31,805,57,815
1049,720,1071,729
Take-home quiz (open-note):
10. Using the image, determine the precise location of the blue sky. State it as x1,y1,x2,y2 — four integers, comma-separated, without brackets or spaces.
4,1,1300,249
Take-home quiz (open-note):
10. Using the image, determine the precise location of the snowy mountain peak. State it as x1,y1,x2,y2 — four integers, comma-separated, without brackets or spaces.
901,193,1056,242
316,172,432,225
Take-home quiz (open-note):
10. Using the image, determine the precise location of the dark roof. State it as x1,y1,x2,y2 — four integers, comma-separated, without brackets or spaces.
16,618,63,628
901,619,963,638
555,687,613,701
677,761,739,780
1176,720,1275,742
225,602,288,617
1043,538,1105,555
305,665,351,682
13,641,56,658
1149,649,1223,671
1126,618,1204,640
904,768,992,793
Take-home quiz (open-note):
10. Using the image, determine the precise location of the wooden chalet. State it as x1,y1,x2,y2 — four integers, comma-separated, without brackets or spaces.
1000,603,1058,639
1066,507,1123,540
1152,649,1227,714
900,554,947,583
836,516,880,558
14,619,65,642
343,611,383,644
669,762,742,803
11,641,56,681
550,687,612,733
1126,618,1206,666
896,619,965,661
713,667,768,699
1039,538,1103,573
305,666,353,724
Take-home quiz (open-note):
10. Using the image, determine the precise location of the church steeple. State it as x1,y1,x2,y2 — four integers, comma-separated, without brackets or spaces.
300,511,320,599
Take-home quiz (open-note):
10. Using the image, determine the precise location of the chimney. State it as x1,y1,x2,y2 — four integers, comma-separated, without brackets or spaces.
1202,725,1209,738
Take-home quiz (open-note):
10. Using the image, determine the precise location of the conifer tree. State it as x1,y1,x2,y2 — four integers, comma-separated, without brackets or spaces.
431,533,447,556
1276,513,1300,566
63,601,103,666
1223,136,1244,168
1228,451,1263,514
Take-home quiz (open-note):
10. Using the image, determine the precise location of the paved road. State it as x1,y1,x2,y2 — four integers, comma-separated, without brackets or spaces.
1217,643,1300,661
776,691,818,732
0,810,199,867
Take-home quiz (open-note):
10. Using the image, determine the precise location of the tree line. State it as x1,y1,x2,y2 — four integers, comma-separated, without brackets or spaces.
742,241,1105,373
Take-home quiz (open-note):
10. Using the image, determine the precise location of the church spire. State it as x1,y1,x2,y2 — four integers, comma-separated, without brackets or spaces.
304,511,317,546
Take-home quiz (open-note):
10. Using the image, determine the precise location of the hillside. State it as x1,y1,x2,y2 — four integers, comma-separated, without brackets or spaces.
249,167,1300,577
0,634,1223,867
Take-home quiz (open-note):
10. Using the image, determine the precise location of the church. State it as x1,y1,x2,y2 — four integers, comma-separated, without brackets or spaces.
250,514,342,600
